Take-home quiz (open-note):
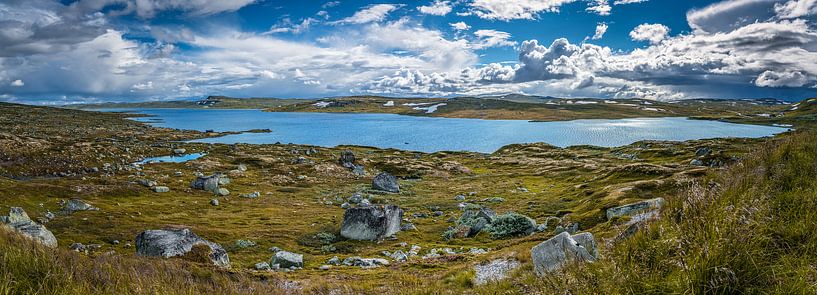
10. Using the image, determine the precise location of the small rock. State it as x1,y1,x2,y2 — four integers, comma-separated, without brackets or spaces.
240,192,260,199
271,251,304,269
454,194,466,201
173,148,187,154
138,179,158,188
152,186,170,193
63,199,98,213
217,188,230,196
210,199,219,206
319,265,331,270
327,256,341,265
255,262,271,270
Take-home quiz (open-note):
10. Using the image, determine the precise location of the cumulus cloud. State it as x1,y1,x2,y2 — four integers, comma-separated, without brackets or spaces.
687,0,779,33
450,21,471,31
10,80,24,87
418,1,453,16
755,70,810,87
592,23,608,40
467,0,578,20
775,0,817,18
331,4,402,24
614,0,649,4
587,0,612,15
629,23,670,44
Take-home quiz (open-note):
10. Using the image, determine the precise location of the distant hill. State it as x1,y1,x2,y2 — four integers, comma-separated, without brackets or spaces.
65,96,311,109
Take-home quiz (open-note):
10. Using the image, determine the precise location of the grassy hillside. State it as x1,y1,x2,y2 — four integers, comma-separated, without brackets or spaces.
529,130,817,293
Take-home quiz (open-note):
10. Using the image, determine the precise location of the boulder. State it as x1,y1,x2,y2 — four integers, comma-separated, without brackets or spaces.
454,207,497,238
327,256,341,265
138,179,158,187
216,188,230,196
63,199,98,213
135,228,230,268
338,150,356,168
271,251,303,268
340,205,403,240
606,198,665,220
372,172,399,193
210,199,219,206
530,232,597,275
1,207,58,248
474,259,521,285
190,174,221,193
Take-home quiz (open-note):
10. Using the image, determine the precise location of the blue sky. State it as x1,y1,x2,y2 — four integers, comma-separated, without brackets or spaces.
2,0,817,103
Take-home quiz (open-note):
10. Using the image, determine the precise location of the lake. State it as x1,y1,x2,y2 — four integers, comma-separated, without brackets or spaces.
103,109,788,153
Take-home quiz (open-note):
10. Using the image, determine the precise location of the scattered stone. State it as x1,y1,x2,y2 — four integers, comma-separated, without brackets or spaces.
63,199,98,213
218,177,231,185
483,197,505,203
372,172,400,193
432,211,444,217
217,188,230,196
606,198,665,220
327,256,341,265
400,223,417,231
340,205,403,240
0,207,57,247
690,159,705,166
173,148,187,154
348,193,364,204
530,232,597,275
210,199,219,206
352,165,366,176
234,239,256,249
319,265,331,270
342,257,390,268
237,164,247,172
695,147,712,158
135,228,230,268
70,243,86,252
408,245,421,256
255,262,271,270
138,179,158,187
454,194,466,201
152,186,170,193
359,199,371,206
468,248,488,255
174,171,183,177
474,259,521,285
390,250,408,262
269,246,281,253
240,191,260,199
340,202,351,209
271,251,304,269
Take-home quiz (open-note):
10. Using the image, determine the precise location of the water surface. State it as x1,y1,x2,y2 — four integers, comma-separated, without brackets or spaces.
102,109,787,153
137,153,206,164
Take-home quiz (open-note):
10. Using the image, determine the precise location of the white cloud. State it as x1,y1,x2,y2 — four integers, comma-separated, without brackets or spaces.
10,80,24,87
687,0,779,33
450,21,471,31
755,70,810,87
265,18,316,34
418,1,453,16
614,0,649,4
468,0,578,20
629,23,670,44
775,0,817,19
69,0,257,19
472,30,517,49
331,4,402,25
592,23,608,40
587,0,612,15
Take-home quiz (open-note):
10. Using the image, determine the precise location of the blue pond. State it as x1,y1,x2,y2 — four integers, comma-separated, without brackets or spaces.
103,109,787,153
137,153,206,164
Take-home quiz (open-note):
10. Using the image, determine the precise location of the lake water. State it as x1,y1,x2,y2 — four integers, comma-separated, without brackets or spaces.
137,153,206,164
103,109,787,153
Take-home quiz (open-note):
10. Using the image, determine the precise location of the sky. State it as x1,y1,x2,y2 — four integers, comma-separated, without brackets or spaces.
2,0,817,104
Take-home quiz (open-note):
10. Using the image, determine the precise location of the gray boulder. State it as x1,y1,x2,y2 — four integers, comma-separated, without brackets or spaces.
216,188,230,196
372,172,399,193
271,251,303,268
138,179,158,187
340,205,403,240
63,199,98,213
1,207,58,248
474,258,521,285
338,150,356,168
530,232,597,275
606,198,665,220
135,228,230,268
190,174,222,193
455,207,497,237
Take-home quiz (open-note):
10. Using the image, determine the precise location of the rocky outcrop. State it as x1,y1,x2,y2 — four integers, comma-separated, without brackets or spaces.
0,207,58,248
338,150,356,169
531,232,597,275
606,198,665,220
271,250,303,269
474,258,521,285
372,172,399,193
340,205,403,240
135,228,229,268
